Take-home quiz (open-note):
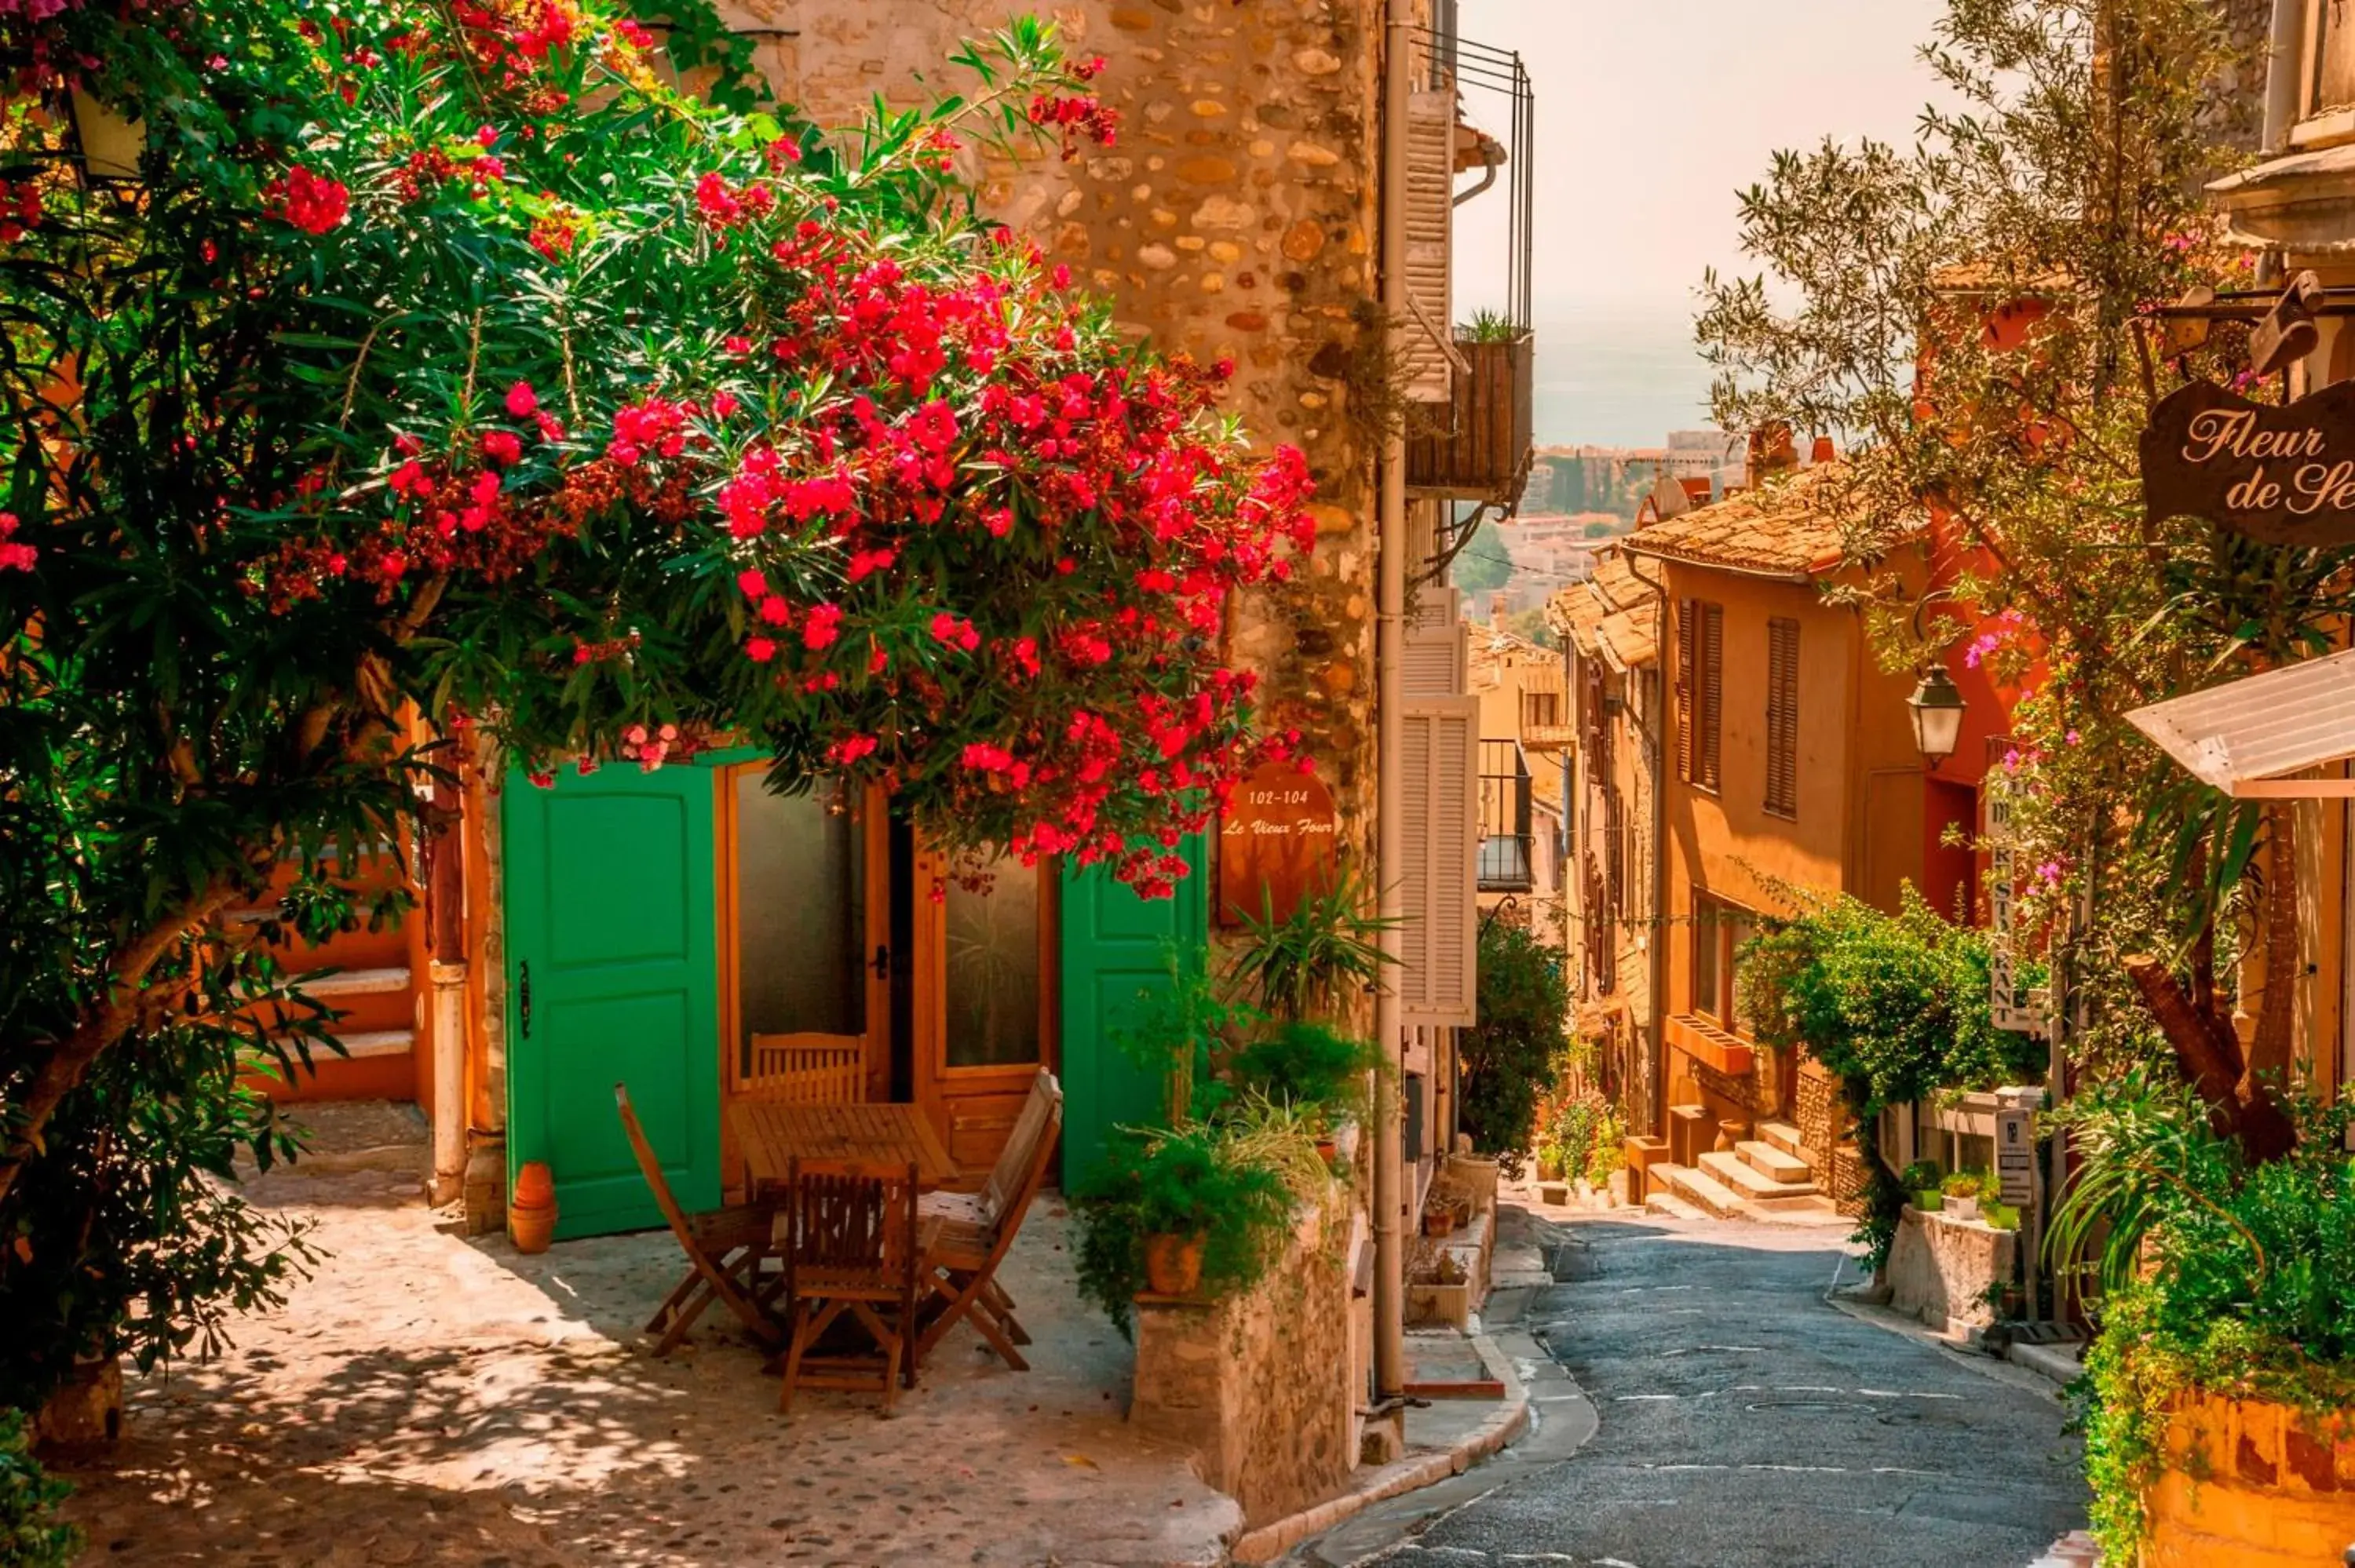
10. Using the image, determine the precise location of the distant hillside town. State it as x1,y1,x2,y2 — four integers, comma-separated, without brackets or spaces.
1452,429,1743,625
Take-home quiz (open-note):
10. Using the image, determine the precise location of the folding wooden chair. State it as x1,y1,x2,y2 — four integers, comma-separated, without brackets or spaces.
742,1034,865,1104
615,1083,783,1355
776,1158,928,1416
918,1071,1061,1369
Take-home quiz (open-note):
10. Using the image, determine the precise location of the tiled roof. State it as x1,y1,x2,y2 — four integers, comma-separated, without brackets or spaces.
1549,549,1659,669
1619,465,1905,580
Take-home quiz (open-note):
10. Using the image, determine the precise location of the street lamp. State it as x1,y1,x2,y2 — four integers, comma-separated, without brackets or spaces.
65,85,144,186
1908,663,1967,765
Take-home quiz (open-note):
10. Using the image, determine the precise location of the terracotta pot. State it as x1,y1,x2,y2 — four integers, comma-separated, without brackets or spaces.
509,1160,557,1254
2145,1388,2355,1565
1422,1208,1456,1237
35,1354,122,1453
1315,1137,1339,1165
1142,1231,1206,1297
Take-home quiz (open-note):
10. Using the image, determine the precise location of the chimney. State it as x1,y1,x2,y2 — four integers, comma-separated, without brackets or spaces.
1491,592,1510,628
1746,422,1797,487
1811,435,1837,466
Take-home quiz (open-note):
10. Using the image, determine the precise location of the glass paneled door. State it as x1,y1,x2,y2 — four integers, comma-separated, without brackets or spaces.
721,771,890,1111
911,847,1056,1178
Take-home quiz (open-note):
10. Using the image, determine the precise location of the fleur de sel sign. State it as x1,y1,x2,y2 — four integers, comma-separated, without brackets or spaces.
2141,379,2355,546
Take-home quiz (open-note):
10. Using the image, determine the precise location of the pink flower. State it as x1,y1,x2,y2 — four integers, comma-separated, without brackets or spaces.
505,381,538,417
736,568,769,599
847,547,896,582
745,636,776,663
0,511,31,571
268,166,350,235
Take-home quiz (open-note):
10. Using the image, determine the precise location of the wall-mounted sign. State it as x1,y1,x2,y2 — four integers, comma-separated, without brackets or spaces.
1995,1106,2037,1207
1217,761,1338,928
2141,379,2355,547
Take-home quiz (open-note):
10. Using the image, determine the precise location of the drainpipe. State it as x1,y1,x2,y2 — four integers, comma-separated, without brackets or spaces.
1372,0,1412,1409
1623,548,1670,1137
2264,0,2301,156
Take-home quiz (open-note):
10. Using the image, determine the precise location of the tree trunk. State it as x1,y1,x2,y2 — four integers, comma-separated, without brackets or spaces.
0,883,239,1208
2125,954,2295,1161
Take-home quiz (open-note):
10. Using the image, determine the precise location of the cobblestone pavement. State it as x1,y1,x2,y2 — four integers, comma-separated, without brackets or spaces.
54,1159,1236,1568
1346,1210,2087,1568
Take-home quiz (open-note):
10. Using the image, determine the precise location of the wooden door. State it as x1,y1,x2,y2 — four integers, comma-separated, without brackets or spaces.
504,764,721,1239
1056,837,1206,1190
912,849,1057,1183
721,771,890,1107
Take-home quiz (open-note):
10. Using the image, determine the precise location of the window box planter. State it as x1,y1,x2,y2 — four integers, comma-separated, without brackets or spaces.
1406,334,1534,504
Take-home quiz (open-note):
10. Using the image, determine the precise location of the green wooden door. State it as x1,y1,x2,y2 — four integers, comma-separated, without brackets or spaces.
505,764,721,1239
1057,837,1207,1191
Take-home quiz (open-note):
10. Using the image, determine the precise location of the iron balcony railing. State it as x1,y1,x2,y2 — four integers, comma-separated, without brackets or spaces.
1478,738,1534,893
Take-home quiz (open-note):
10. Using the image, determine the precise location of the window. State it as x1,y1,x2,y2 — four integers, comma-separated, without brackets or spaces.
1765,617,1799,819
2314,0,2355,121
1674,599,1723,791
1690,892,1759,1030
1522,688,1562,731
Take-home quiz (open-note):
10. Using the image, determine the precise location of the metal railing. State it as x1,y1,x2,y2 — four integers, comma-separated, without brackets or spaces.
1478,738,1533,892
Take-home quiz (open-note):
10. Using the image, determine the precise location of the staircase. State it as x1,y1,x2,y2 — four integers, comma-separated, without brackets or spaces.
230,869,426,1105
1645,1119,1843,1225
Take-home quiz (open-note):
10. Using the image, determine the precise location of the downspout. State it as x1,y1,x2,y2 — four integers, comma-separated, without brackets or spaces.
1623,547,1670,1137
2264,0,2301,156
1372,0,1411,1406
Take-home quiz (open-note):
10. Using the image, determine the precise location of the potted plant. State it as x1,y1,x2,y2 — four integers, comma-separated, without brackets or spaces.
1072,1124,1296,1334
1939,1169,1986,1223
1900,1159,1944,1213
1226,1019,1387,1136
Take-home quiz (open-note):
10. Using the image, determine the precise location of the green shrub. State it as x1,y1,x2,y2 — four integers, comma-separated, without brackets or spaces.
1898,1159,1944,1193
2061,1074,2355,1559
1459,919,1572,1172
1226,1021,1384,1126
1071,1124,1298,1336
0,1409,79,1568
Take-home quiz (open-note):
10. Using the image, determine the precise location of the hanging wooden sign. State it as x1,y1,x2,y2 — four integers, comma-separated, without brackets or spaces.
1217,761,1338,928
2141,378,2355,547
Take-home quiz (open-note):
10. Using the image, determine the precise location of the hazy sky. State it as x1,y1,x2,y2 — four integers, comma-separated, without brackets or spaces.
1449,0,1954,445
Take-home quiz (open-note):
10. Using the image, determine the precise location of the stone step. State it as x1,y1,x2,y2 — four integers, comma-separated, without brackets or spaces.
1743,1194,1848,1226
1651,1161,1745,1220
301,966,414,998
1737,1138,1813,1184
1700,1150,1817,1202
1644,1191,1705,1222
1758,1119,1806,1160
330,1029,415,1059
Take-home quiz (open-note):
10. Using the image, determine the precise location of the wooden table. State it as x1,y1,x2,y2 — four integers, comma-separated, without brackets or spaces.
728,1101,960,1195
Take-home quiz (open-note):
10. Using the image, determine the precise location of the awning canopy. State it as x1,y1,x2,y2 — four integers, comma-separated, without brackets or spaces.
2125,647,2355,798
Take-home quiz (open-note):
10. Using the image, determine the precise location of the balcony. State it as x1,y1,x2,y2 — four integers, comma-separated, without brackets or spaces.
1407,334,1535,507
1477,738,1533,894
1517,662,1572,752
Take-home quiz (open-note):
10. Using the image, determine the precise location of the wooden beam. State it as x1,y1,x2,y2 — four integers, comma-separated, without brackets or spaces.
2230,779,2355,799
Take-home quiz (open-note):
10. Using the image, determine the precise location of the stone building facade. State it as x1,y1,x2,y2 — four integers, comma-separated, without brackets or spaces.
735,0,1399,860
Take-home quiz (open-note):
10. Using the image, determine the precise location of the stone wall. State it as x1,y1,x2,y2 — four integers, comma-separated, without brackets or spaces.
1130,1194,1357,1526
1886,1205,2016,1335
734,0,1389,861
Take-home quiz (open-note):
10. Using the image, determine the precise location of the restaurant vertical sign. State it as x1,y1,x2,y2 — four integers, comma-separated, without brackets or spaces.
1985,775,2037,1035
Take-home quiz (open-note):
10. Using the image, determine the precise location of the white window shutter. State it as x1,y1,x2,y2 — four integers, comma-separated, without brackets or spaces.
1400,89,1455,405
1402,586,1466,698
1398,696,1480,1026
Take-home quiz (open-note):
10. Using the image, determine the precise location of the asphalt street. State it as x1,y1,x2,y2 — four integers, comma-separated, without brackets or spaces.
1316,1210,2088,1568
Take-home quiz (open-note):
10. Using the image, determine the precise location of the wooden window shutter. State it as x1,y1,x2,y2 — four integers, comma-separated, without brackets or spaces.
1765,617,1799,819
1399,89,1455,405
1398,696,1480,1026
1700,602,1724,793
1674,600,1696,783
1403,586,1467,697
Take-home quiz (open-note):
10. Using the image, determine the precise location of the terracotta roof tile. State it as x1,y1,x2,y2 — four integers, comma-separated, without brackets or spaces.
1549,549,1659,669
1619,465,1908,580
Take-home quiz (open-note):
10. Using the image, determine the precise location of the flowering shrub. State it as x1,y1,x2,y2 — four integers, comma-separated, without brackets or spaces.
0,0,1310,1409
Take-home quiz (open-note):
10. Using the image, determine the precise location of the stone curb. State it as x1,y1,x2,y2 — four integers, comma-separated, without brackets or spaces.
1225,1334,1530,1566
